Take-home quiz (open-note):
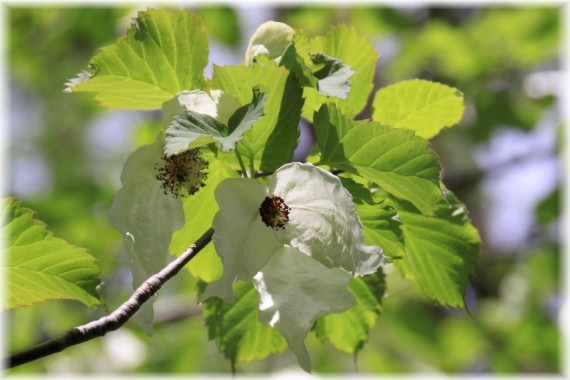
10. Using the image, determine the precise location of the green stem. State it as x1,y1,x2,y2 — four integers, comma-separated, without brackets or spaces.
234,148,249,178
249,157,256,179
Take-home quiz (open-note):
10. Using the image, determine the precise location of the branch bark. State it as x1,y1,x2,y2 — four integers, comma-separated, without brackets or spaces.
6,228,214,369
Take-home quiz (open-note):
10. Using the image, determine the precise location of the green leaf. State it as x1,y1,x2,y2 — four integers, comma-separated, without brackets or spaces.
1,198,101,309
314,270,386,354
165,112,227,155
201,280,287,368
341,177,415,278
227,89,266,135
341,178,405,257
391,191,480,309
293,27,378,120
211,57,304,172
165,89,267,155
109,136,185,334
280,41,317,88
66,9,208,110
314,103,443,216
169,155,237,283
280,43,356,99
371,79,465,139
359,200,415,279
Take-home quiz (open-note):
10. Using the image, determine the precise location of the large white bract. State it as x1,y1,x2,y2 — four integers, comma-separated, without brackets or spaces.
245,20,295,66
162,89,241,127
201,162,384,371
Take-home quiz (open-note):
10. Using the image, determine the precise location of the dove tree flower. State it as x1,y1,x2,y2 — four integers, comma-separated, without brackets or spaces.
9,8,481,375
201,162,384,371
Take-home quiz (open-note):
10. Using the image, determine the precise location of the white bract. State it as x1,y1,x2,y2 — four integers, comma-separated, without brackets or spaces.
109,136,185,334
162,89,241,126
201,162,384,371
245,21,295,66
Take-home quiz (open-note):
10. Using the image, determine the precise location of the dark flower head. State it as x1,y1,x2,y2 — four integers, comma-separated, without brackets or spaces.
156,149,208,197
259,196,291,230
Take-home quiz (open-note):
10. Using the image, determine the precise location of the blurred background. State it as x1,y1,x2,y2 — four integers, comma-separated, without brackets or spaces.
4,4,565,375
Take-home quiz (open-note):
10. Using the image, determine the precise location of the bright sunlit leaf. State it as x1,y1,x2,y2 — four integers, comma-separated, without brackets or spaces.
212,58,304,172
1,198,101,310
313,103,443,216
201,281,287,368
392,191,480,309
310,52,356,99
165,89,266,155
314,270,386,353
340,177,407,260
280,42,356,99
294,26,378,120
65,9,209,110
169,156,237,283
372,79,465,139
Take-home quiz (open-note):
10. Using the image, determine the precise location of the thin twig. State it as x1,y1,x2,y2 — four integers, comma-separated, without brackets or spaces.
6,228,214,369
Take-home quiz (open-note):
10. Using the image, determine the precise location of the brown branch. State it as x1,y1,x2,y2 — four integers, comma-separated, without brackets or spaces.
6,228,214,369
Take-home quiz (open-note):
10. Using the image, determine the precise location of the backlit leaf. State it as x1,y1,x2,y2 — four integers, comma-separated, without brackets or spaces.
165,89,266,155
372,79,464,139
314,270,386,353
211,57,304,172
169,156,237,283
293,27,378,120
66,9,208,110
1,198,101,310
313,103,443,216
201,281,287,369
391,191,480,309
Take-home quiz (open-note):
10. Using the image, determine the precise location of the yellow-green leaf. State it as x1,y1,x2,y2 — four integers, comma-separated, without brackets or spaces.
211,58,303,172
2,198,101,310
314,270,385,353
391,191,480,309
294,26,378,120
313,103,443,216
66,9,209,110
201,281,287,368
372,79,464,139
169,155,237,283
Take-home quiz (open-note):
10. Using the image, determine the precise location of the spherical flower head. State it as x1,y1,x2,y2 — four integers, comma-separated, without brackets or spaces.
259,196,291,230
155,149,208,197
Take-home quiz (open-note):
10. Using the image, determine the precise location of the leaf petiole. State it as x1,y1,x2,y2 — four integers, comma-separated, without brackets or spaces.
234,147,249,178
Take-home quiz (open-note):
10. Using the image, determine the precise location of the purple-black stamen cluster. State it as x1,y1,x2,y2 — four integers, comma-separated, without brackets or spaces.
259,196,291,230
155,149,208,197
